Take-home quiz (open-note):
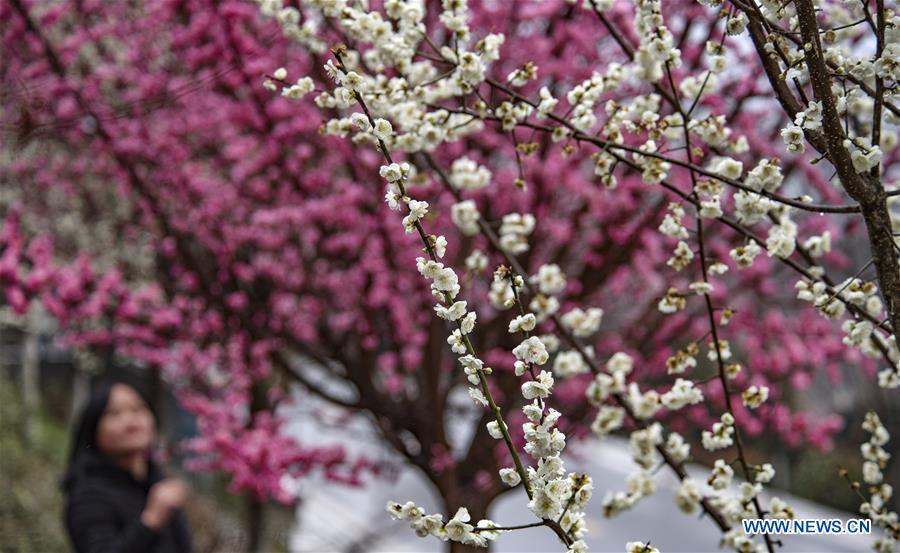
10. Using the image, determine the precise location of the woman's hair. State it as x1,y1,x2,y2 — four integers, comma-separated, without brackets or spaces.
61,377,157,492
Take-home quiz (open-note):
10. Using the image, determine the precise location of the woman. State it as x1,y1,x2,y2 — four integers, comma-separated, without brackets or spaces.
62,379,192,553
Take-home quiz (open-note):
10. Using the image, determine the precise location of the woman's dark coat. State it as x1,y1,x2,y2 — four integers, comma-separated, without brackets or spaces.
62,380,191,553
64,448,191,553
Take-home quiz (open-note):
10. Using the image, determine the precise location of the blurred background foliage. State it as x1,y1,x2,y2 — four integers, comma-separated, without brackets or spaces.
0,371,69,553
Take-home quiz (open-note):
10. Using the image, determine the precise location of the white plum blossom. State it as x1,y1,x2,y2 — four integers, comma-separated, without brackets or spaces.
449,157,492,190
755,463,775,484
513,336,550,365
349,112,370,131
659,204,689,239
626,382,661,419
860,412,891,503
699,195,723,219
379,162,408,182
733,190,773,225
586,371,626,404
384,183,403,210
444,508,475,542
730,241,763,268
675,478,703,513
386,501,427,527
536,86,558,118
769,497,795,520
689,281,713,295
875,43,900,80
666,346,698,374
507,62,538,86
514,360,528,377
416,257,441,279
630,423,663,469
714,157,743,180
706,339,732,362
627,542,660,553
660,378,704,410
432,266,461,298
658,288,687,313
281,76,316,99
450,200,480,236
607,352,634,374
795,101,823,131
568,540,589,553
372,118,393,141
632,0,681,83
878,367,900,389
702,413,735,451
499,467,521,486
435,300,467,321
522,401,543,422
741,385,769,409
667,241,694,270
523,413,566,458
402,199,429,233
486,420,503,439
554,350,590,378
591,405,626,436
708,459,734,490
560,307,604,337
499,213,536,254
508,313,537,333
465,250,488,273
766,217,797,258
447,329,467,354
665,432,691,463
459,311,477,334
725,12,748,35
528,487,563,519
709,262,728,275
531,264,567,295
781,123,805,153
802,231,831,258
522,370,555,399
740,482,762,503
460,355,484,385
745,158,783,192
490,277,516,310
468,386,488,407
845,141,883,173
261,3,616,549
433,235,448,258
386,501,446,542
755,463,776,484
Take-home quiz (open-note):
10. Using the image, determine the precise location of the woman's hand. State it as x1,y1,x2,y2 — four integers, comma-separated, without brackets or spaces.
140,479,187,530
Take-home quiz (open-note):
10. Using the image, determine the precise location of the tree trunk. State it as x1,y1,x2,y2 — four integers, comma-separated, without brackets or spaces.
20,324,39,444
244,493,265,553
145,365,167,436
243,381,268,552
70,360,90,430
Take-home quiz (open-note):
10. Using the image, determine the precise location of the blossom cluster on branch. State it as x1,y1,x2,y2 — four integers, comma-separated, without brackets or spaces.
255,0,898,550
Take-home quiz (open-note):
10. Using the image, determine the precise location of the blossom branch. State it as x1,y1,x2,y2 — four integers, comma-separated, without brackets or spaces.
327,45,580,549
